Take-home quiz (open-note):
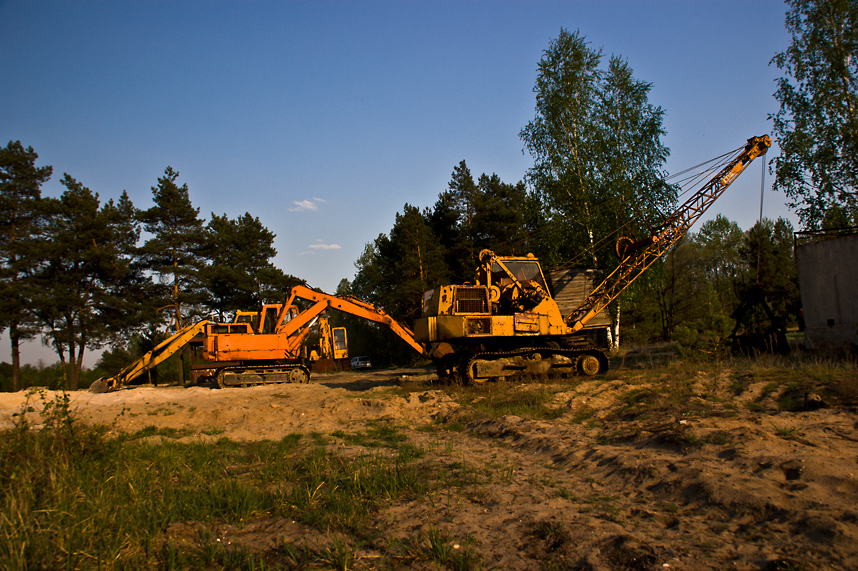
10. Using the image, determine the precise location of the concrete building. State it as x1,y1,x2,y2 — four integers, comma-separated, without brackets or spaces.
794,230,858,352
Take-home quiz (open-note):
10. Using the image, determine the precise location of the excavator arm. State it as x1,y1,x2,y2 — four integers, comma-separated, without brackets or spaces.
96,321,211,391
566,135,771,331
278,285,428,357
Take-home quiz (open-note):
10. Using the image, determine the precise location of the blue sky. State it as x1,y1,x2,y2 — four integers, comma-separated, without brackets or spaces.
1,0,795,366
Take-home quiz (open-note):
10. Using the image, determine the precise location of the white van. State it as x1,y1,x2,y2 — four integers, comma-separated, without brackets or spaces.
351,356,372,370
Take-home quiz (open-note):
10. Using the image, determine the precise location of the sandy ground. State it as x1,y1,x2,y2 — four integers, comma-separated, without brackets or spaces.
2,368,857,570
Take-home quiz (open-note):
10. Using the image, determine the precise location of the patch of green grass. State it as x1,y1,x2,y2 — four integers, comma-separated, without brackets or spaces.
778,381,811,411
582,493,621,521
621,388,660,406
0,392,440,570
745,401,765,412
127,425,196,440
683,432,707,447
760,381,779,399
772,423,801,438
146,406,175,416
570,406,596,425
332,421,417,454
318,536,355,571
444,382,568,422
158,536,273,571
730,374,753,395
390,526,484,571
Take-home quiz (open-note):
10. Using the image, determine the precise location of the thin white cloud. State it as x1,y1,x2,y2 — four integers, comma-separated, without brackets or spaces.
290,200,318,212
299,250,315,256
289,197,326,212
309,243,341,250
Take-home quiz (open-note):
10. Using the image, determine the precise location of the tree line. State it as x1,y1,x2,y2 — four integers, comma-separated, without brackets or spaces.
0,148,300,391
341,158,800,352
344,0,857,358
3,1,854,385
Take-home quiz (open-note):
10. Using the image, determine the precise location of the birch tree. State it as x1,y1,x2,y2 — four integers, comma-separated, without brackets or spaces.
520,29,674,349
770,0,858,229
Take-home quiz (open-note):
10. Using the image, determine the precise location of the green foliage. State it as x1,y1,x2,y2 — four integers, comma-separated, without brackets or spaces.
439,160,480,275
736,217,800,330
694,215,745,310
672,315,733,359
623,214,800,348
0,361,104,391
770,0,858,230
199,212,303,320
138,166,207,332
520,28,675,268
472,173,531,256
429,161,535,282
34,175,151,390
517,29,675,349
0,140,53,391
352,203,448,323
616,260,666,344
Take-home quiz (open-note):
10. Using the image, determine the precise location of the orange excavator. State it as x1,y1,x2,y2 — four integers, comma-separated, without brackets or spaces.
93,285,427,392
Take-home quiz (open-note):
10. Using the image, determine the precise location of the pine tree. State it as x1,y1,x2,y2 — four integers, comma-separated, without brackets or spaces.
353,205,448,322
199,212,302,320
472,174,529,255
138,167,206,332
35,176,149,390
0,141,52,391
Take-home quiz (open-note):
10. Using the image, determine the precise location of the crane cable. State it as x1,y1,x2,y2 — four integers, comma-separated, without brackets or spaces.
491,143,748,271
755,149,767,284
548,145,745,269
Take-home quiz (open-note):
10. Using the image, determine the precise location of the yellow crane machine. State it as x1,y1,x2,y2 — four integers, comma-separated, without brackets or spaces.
413,135,771,382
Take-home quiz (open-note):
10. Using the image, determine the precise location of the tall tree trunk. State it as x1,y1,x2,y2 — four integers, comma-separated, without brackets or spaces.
179,349,187,386
10,320,21,392
57,343,68,389
67,339,79,391
607,302,621,350
9,243,21,392
73,343,85,391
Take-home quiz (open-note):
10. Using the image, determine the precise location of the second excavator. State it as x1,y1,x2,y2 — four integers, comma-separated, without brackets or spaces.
94,285,427,391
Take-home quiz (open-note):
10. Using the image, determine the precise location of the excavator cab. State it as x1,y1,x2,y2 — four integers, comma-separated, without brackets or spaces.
475,250,551,314
234,311,260,332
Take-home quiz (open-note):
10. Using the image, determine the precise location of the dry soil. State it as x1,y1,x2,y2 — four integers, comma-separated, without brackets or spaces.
1,366,857,571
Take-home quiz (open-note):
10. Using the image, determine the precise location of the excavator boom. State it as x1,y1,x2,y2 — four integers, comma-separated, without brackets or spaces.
100,321,210,391
281,286,427,357
566,135,771,331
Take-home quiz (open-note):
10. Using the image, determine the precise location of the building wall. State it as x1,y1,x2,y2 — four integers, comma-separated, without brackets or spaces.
547,267,611,329
795,233,858,351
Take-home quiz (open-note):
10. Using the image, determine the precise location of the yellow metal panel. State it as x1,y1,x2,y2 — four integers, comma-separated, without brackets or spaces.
492,316,515,336
514,313,540,333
